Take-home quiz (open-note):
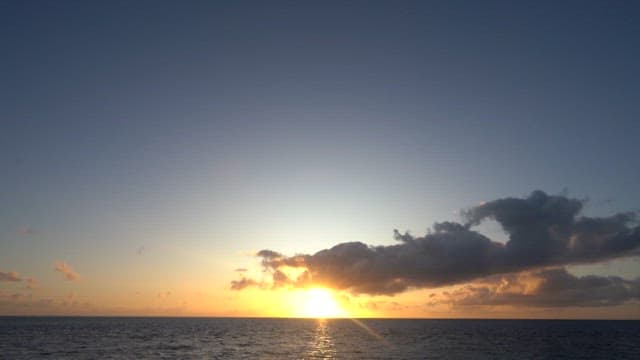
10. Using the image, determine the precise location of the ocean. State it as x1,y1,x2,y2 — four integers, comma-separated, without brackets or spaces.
0,317,638,359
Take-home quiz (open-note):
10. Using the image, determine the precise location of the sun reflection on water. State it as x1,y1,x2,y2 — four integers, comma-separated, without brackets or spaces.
306,319,336,359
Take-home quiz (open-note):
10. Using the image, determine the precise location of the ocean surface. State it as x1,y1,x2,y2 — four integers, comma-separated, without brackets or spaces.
0,317,638,359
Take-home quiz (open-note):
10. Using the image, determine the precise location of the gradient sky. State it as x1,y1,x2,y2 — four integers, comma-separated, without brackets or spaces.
1,1,639,318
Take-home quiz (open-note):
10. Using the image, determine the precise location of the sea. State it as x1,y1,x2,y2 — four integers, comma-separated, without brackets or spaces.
0,317,638,359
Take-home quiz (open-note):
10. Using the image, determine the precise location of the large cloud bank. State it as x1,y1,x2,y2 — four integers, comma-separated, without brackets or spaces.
232,191,639,304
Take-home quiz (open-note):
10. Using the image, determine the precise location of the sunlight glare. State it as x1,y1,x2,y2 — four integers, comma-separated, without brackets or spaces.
299,288,346,318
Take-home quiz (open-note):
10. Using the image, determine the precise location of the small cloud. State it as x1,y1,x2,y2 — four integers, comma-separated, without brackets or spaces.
25,278,38,289
0,271,22,282
54,261,81,281
230,277,259,290
0,291,23,302
389,301,406,311
37,298,54,306
234,268,247,273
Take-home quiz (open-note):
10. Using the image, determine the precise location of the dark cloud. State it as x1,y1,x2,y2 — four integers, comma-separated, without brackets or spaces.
434,268,640,307
0,271,22,282
462,191,639,265
230,277,259,290
232,191,640,296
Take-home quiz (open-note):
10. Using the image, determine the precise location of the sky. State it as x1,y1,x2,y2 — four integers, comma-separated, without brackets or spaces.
1,1,639,318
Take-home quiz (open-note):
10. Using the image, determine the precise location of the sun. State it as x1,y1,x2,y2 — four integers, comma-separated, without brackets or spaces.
298,288,346,318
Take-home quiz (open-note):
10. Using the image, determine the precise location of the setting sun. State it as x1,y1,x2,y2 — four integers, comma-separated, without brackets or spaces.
298,288,346,318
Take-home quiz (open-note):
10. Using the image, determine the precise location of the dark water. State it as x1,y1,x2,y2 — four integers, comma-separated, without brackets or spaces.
0,317,638,359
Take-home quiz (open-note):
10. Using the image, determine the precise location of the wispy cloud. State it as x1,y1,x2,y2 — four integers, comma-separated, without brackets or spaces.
0,271,22,282
1,271,39,290
54,261,81,281
0,290,23,302
0,293,96,315
232,191,640,301
157,291,172,299
25,278,38,289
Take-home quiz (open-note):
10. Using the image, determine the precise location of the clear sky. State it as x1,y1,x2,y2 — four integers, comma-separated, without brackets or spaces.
1,1,639,318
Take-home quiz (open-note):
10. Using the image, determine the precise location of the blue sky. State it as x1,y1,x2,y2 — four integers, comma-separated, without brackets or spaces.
1,1,639,316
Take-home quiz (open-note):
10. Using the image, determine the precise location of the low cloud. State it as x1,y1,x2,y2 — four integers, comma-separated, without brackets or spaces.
0,294,96,315
230,277,260,290
25,278,38,289
54,261,81,281
232,191,640,297
0,290,23,302
0,271,22,282
433,268,640,307
1,271,38,289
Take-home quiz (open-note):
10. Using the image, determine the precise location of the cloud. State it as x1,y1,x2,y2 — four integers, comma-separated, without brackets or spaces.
136,246,145,256
230,277,260,290
0,291,23,302
54,261,81,281
0,271,38,289
0,271,22,282
232,191,640,296
433,268,640,307
0,293,96,315
25,278,38,289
